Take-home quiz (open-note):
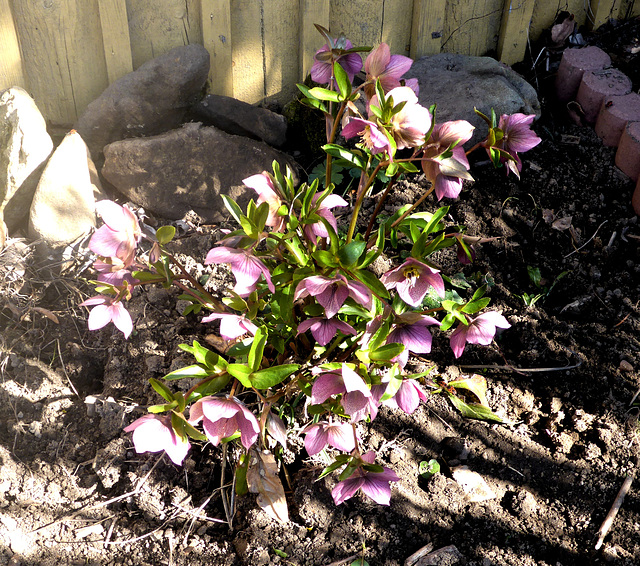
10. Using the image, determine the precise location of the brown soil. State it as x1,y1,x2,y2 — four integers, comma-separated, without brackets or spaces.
1,19,640,566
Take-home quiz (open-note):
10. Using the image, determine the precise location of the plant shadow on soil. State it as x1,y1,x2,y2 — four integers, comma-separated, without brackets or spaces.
1,19,640,566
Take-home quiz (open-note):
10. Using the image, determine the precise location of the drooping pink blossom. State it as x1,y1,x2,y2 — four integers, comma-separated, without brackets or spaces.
243,173,284,232
311,38,363,85
421,120,475,200
331,451,400,505
124,414,190,465
386,312,440,367
90,200,141,266
364,43,413,101
201,312,258,341
93,257,138,287
297,317,356,346
311,364,378,422
303,192,348,242
205,246,274,297
295,274,372,319
377,87,432,150
80,295,133,339
303,421,357,456
449,311,511,358
341,117,394,158
381,258,444,307
383,379,428,414
484,113,542,177
188,396,259,450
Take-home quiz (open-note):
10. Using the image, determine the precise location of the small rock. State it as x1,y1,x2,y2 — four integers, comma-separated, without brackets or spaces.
451,466,496,502
417,545,466,565
619,360,633,372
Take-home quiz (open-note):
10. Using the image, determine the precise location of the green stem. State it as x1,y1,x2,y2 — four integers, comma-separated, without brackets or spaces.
346,160,385,243
389,184,436,230
363,171,400,241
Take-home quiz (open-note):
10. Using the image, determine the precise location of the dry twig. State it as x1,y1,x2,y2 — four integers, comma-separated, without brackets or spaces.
595,472,634,550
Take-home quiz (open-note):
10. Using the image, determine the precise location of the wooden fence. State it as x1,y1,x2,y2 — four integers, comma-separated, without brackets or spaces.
1,0,638,127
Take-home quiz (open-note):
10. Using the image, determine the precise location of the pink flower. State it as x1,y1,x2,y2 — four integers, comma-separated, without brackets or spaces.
295,274,372,319
381,258,444,307
311,364,378,422
90,201,141,267
341,117,394,158
370,87,432,151
386,312,440,367
201,312,258,341
303,193,348,242
450,311,511,358
331,451,400,505
205,246,275,297
243,173,284,232
297,317,356,346
80,295,133,339
303,422,357,456
124,414,190,465
93,257,138,287
484,113,541,178
383,379,428,414
421,120,475,200
364,43,413,100
188,396,259,450
311,38,363,84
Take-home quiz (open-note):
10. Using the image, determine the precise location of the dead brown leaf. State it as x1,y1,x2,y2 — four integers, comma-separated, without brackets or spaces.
246,448,289,522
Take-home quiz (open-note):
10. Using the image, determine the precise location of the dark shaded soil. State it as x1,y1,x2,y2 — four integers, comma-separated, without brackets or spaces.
1,18,640,566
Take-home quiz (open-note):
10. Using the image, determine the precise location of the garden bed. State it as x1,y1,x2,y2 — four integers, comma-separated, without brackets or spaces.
1,21,640,566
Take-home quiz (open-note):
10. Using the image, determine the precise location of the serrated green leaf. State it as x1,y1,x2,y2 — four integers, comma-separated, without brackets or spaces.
251,364,299,389
446,392,504,423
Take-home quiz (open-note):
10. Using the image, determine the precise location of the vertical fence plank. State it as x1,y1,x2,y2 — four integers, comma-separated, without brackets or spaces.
10,0,108,125
443,0,503,56
98,0,133,84
0,0,25,89
410,0,446,58
127,0,202,69
589,0,621,29
497,0,536,65
263,0,299,101
330,0,384,47
300,0,329,79
381,0,414,56
202,0,232,96
230,0,264,103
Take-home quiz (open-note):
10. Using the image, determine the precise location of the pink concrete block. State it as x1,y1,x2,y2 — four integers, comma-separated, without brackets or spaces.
616,121,640,181
595,93,640,147
556,46,611,103
576,69,632,124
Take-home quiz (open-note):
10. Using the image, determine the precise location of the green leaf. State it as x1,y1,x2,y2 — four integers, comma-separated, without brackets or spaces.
439,312,457,332
418,459,440,481
338,240,366,267
164,363,215,381
221,194,244,225
369,343,404,362
461,297,491,314
446,392,504,423
149,377,175,402
155,225,176,245
380,366,403,402
235,454,249,495
179,340,221,369
322,144,366,169
183,419,207,441
351,268,390,300
147,400,178,413
189,374,232,400
226,364,253,388
248,326,267,372
333,61,351,99
312,249,339,268
317,455,351,480
308,87,342,103
171,411,188,442
251,364,299,389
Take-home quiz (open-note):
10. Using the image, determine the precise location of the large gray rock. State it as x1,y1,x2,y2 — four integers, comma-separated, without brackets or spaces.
29,131,103,256
101,122,298,224
188,94,288,148
0,87,53,233
75,45,210,161
406,54,541,146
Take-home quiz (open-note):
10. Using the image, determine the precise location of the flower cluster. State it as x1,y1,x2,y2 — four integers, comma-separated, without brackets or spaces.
80,25,541,512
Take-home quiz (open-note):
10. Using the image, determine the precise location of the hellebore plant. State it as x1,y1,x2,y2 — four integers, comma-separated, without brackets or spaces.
80,24,540,518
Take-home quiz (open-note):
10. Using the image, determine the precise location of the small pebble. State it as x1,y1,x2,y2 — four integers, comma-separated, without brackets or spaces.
619,360,633,372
